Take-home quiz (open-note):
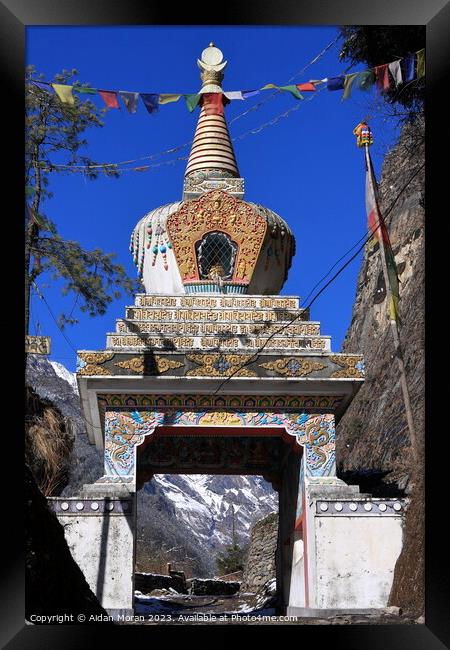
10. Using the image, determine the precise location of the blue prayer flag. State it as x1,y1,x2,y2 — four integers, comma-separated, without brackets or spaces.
242,89,260,99
31,80,52,93
327,76,345,91
120,91,139,113
401,55,416,82
140,93,160,114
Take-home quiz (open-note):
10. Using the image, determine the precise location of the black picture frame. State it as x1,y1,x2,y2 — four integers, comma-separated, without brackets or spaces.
4,0,449,646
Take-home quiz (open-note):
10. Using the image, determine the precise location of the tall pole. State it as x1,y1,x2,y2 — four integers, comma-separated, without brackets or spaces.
364,144,420,468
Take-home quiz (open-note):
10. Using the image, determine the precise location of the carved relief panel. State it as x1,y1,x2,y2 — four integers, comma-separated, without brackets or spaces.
166,190,267,284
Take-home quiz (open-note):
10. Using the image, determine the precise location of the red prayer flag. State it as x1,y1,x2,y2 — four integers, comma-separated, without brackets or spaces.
365,149,390,247
374,65,390,91
201,93,227,116
296,82,316,92
99,90,119,109
365,146,400,320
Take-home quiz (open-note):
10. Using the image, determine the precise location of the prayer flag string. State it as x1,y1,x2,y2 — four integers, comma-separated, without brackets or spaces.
29,49,425,114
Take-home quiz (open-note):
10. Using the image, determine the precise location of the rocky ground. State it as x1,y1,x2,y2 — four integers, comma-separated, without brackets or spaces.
126,592,421,625
127,577,422,626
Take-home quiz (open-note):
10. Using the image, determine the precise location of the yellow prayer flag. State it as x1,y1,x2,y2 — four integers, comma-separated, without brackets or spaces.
389,295,399,322
159,94,182,105
416,49,425,79
52,84,75,105
261,84,278,90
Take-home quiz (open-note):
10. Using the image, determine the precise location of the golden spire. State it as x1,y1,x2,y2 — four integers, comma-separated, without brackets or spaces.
184,44,239,181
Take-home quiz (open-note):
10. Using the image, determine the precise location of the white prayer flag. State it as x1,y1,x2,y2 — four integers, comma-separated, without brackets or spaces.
388,61,403,86
224,91,244,100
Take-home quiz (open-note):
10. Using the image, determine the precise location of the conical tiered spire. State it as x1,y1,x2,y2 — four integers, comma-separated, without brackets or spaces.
184,106,239,177
183,44,243,200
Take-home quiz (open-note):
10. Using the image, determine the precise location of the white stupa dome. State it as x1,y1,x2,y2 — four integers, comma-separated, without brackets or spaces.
129,44,295,297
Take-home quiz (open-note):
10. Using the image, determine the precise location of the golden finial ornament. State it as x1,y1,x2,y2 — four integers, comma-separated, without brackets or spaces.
197,43,227,92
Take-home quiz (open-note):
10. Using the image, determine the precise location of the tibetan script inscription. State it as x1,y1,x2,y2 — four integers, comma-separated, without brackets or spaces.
116,320,320,337
126,308,300,322
134,295,299,309
108,336,194,348
107,334,327,350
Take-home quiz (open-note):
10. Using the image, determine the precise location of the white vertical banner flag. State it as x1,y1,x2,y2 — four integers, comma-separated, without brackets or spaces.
388,61,403,86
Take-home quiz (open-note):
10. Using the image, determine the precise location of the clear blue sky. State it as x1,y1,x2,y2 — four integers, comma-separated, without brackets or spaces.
26,26,399,372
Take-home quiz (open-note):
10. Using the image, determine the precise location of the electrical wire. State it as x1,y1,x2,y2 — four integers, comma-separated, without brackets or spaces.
28,150,424,430
31,282,79,356
212,160,425,394
212,230,372,395
29,284,105,432
29,159,424,413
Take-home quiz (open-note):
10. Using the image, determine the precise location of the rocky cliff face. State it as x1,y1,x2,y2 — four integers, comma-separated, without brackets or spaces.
336,116,425,615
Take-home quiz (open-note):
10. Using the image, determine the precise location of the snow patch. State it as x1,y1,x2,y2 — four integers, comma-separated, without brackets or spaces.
49,361,79,392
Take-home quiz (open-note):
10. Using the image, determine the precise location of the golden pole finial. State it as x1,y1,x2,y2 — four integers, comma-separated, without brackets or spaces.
197,43,227,92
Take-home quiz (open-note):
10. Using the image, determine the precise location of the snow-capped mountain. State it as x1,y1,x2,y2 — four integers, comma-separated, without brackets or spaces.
26,356,278,573
26,354,83,429
49,360,79,392
148,474,277,549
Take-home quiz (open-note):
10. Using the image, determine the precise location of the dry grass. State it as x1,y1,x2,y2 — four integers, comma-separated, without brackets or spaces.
26,387,74,497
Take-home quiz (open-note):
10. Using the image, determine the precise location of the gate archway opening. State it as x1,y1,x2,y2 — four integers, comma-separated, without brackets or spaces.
133,426,304,615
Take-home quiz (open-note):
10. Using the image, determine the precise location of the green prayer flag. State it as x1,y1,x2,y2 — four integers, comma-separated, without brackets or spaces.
184,93,201,112
379,217,400,322
416,49,425,79
355,70,375,91
279,85,304,99
342,73,360,100
73,85,97,95
261,84,303,99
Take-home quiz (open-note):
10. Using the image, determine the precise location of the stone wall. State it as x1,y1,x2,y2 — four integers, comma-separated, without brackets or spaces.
189,579,240,596
26,466,109,622
135,572,187,595
50,494,135,617
241,512,278,592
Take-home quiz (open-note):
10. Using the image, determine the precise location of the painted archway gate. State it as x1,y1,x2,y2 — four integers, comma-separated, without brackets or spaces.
104,406,336,483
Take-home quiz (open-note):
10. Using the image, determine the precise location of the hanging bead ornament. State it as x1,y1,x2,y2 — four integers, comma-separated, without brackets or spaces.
280,225,286,252
146,216,172,271
146,223,152,249
133,231,140,269
139,245,145,278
